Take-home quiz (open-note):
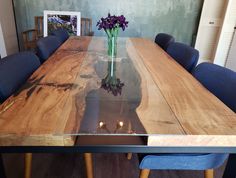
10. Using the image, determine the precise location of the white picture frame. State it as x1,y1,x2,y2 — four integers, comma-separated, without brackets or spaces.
43,10,81,37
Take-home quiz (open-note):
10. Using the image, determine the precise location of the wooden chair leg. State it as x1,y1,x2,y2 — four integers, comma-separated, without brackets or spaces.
140,169,150,178
84,153,93,178
204,169,214,178
24,153,32,178
127,153,132,160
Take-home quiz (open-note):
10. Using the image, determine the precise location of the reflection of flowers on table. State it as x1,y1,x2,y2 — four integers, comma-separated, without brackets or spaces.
101,61,124,96
48,15,77,35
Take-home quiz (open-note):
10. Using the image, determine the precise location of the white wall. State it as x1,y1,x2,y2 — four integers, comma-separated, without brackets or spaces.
0,22,7,58
0,0,18,55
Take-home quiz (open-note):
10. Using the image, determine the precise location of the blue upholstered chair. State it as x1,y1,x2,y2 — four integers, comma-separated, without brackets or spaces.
192,63,236,112
36,36,61,63
139,63,236,178
154,33,175,51
51,28,69,43
0,52,40,178
166,42,199,72
0,52,41,103
139,154,228,178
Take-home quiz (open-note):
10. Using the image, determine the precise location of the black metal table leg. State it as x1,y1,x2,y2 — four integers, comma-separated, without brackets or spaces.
223,154,236,178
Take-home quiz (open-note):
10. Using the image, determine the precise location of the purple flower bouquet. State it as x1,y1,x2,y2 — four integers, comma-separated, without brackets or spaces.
97,13,128,96
97,13,128,56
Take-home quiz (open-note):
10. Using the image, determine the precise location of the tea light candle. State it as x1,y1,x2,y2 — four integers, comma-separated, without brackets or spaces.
99,121,105,128
118,121,124,127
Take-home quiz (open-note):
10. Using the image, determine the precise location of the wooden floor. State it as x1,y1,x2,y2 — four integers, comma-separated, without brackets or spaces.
2,153,226,178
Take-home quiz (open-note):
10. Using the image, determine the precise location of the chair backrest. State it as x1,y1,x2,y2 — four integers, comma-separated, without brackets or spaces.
36,36,61,63
0,52,41,103
167,42,199,72
192,63,236,112
22,29,37,50
34,16,43,39
51,28,69,43
81,18,94,36
155,33,175,51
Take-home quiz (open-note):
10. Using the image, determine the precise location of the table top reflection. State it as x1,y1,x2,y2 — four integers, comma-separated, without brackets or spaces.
62,38,146,135
0,36,236,147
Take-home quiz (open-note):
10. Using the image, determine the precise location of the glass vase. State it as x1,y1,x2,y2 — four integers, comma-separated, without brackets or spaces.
106,28,119,57
107,36,117,57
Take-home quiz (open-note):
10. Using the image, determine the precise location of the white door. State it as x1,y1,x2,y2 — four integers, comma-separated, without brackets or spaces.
214,0,236,66
225,29,236,71
0,0,18,55
195,0,228,63
0,22,7,58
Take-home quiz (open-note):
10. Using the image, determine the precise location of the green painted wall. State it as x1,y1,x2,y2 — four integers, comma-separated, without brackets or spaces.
13,0,203,49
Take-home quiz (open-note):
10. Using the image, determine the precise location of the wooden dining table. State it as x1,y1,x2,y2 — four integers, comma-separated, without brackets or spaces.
0,36,236,147
0,36,236,177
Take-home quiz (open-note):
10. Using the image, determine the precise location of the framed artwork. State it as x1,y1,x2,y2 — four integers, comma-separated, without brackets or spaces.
43,10,81,37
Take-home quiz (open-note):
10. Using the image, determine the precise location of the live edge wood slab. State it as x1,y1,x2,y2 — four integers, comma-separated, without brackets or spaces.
0,36,235,147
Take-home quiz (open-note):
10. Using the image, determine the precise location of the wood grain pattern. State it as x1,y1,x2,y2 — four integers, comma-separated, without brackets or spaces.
129,38,236,135
126,40,185,135
128,38,236,146
59,36,93,51
0,36,235,147
0,48,85,146
148,135,236,147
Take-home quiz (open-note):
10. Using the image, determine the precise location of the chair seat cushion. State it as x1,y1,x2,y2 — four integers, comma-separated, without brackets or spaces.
51,28,69,43
167,42,199,72
0,52,41,103
139,153,228,170
192,63,236,112
37,36,61,63
155,33,175,51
